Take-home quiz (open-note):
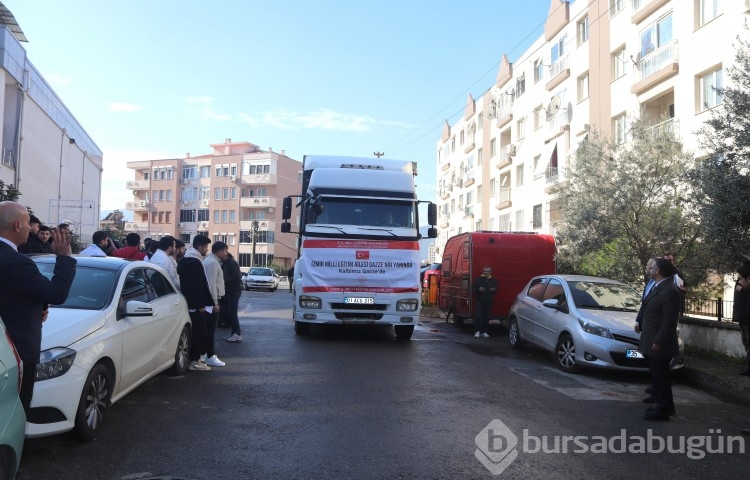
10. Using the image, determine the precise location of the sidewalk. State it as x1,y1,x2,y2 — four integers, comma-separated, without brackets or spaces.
419,306,750,406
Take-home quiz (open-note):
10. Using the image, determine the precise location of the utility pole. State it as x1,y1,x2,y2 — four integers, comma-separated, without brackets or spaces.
373,151,384,158
251,219,259,267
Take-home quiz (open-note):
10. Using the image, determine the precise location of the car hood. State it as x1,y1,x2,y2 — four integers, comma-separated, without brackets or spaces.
41,308,106,350
576,308,637,330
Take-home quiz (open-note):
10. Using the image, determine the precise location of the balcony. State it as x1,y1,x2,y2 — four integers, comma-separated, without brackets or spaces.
649,117,679,137
126,200,149,211
546,55,570,91
240,196,277,211
240,220,276,231
496,188,512,210
632,41,679,95
496,145,514,170
124,222,148,231
126,180,150,190
239,173,277,185
238,243,274,255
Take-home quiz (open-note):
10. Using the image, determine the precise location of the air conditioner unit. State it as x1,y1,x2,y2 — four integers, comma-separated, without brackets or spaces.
199,221,208,229
139,201,146,207
202,199,209,206
228,175,237,182
509,145,517,156
178,222,184,228
181,178,189,184
259,222,268,229
267,207,275,213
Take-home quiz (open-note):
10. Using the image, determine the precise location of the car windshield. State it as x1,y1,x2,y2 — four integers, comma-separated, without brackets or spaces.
566,280,641,311
35,264,116,310
249,268,273,276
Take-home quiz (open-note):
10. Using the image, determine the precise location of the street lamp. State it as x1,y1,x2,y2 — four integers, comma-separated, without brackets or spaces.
251,220,259,267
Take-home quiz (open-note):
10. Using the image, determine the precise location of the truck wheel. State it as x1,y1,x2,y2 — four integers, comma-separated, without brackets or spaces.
508,317,524,349
294,321,310,336
395,325,414,340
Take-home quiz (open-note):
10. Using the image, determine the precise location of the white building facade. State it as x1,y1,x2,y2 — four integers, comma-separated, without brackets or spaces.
435,0,745,259
0,17,102,241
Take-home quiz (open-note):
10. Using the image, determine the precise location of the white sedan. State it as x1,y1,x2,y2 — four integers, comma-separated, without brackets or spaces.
27,256,191,441
242,267,279,291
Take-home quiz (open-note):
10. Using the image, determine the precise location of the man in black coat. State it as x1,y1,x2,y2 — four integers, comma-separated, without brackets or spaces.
638,257,681,421
177,235,215,371
473,266,498,338
221,253,243,342
0,201,76,413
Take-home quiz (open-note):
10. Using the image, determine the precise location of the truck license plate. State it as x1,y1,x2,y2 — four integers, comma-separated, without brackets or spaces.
625,349,644,359
344,297,374,304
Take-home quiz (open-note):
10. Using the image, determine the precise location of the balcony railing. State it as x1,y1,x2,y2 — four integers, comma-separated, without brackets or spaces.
1,145,15,168
126,200,149,211
648,117,679,137
550,54,569,78
124,222,149,231
126,180,150,190
240,173,277,185
240,220,276,231
240,196,277,209
637,40,678,81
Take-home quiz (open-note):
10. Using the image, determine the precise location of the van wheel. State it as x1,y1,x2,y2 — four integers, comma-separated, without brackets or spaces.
508,317,524,349
395,325,414,340
555,333,580,373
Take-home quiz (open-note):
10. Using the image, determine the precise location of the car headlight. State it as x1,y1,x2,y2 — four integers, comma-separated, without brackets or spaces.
36,347,77,381
299,295,322,309
396,299,419,312
577,318,613,339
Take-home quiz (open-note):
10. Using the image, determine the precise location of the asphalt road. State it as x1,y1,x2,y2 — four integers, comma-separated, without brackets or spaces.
19,290,749,480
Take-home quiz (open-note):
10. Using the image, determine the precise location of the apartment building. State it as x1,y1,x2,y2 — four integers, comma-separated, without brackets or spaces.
0,14,102,241
435,0,744,259
125,139,301,272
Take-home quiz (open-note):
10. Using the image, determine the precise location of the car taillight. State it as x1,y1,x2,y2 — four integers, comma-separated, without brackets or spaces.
4,329,23,391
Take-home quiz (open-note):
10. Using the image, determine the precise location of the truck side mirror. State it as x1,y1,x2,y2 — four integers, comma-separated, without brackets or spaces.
282,197,292,220
428,203,437,225
281,222,291,233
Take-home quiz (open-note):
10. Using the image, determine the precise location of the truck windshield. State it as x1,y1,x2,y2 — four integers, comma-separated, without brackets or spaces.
307,197,415,228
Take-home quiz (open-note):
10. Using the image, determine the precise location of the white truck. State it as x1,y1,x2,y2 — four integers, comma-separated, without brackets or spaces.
280,155,437,340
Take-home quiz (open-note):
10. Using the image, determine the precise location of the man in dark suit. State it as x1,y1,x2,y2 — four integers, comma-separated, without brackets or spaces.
0,201,76,414
638,257,681,421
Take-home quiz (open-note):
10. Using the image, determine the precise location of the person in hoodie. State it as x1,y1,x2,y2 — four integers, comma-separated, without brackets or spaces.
177,235,215,371
112,233,147,260
202,241,227,367
473,265,498,338
148,236,180,289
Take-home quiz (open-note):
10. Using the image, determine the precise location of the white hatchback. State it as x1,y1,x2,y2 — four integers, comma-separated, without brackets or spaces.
27,256,191,441
242,267,279,292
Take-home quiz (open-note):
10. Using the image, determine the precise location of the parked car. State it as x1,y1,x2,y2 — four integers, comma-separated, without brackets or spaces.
508,274,684,373
0,317,25,479
27,256,191,441
242,267,279,291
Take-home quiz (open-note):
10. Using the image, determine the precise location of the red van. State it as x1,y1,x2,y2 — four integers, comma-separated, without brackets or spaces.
439,232,556,325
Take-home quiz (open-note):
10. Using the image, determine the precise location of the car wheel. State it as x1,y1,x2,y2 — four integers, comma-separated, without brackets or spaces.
395,325,414,340
74,363,112,442
170,325,191,375
508,317,524,349
555,333,580,373
295,321,310,336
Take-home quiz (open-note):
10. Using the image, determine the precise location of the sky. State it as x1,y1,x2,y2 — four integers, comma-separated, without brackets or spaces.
5,0,553,214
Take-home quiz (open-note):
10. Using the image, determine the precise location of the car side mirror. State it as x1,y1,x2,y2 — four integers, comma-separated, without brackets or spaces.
542,298,568,313
124,300,154,317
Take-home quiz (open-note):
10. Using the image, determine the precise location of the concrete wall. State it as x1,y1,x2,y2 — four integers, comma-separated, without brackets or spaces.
680,316,746,358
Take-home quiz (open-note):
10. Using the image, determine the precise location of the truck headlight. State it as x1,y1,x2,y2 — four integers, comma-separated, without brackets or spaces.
37,347,77,381
299,295,322,309
577,318,612,339
396,299,419,312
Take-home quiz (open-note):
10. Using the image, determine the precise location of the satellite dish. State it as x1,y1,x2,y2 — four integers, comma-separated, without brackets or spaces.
548,95,561,115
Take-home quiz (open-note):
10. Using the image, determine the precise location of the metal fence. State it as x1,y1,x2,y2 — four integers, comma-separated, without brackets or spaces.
683,298,734,322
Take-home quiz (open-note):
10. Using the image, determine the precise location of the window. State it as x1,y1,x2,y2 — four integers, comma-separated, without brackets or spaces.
490,139,497,157
613,48,627,80
230,210,236,222
516,74,526,97
534,106,544,130
490,178,497,197
578,73,589,102
551,35,566,66
498,213,511,231
477,148,483,166
214,188,221,200
700,68,723,111
182,165,197,180
614,114,629,144
198,209,209,222
515,210,524,230
200,166,211,178
222,210,228,223
640,14,673,59
532,204,543,229
609,0,623,17
534,59,545,83
215,166,222,177
578,15,589,45
460,130,465,146
516,164,524,186
517,118,526,140
180,209,196,222
214,210,220,222
145,268,176,297
699,0,719,27
121,269,151,304
231,187,237,200
223,187,230,200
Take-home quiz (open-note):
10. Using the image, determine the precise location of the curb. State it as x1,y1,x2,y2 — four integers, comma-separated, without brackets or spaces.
679,366,750,406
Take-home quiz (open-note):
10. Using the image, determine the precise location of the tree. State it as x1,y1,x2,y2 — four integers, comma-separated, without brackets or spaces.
0,180,20,202
691,26,750,272
552,113,710,287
